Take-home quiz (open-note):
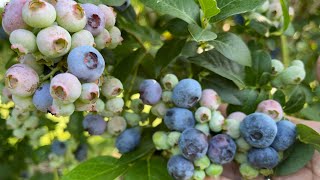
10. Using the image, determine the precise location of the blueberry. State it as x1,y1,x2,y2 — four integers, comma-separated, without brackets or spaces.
82,114,107,135
247,147,279,169
240,112,277,148
12,95,34,112
105,97,124,114
162,91,173,103
79,83,100,103
209,110,225,132
2,0,29,34
271,120,296,151
32,82,53,112
107,116,127,136
167,131,181,147
115,127,141,154
164,107,195,132
161,74,179,90
239,163,259,179
130,99,144,113
139,79,162,105
152,131,170,150
51,140,67,156
172,79,202,108
81,3,106,36
207,134,236,164
115,0,131,12
71,30,95,49
151,101,167,118
48,99,75,116
256,100,283,121
67,46,105,83
74,144,88,162
102,76,123,98
178,128,208,161
194,155,210,170
271,59,284,75
234,14,245,25
98,4,116,29
9,29,37,54
195,123,210,136
94,29,111,50
199,89,220,110
124,112,141,127
192,170,205,180
19,54,44,75
167,155,194,180
107,26,123,49
205,164,223,178
195,107,211,123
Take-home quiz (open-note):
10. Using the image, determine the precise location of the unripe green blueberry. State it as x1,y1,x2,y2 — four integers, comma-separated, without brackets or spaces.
271,59,284,75
98,4,116,29
71,30,95,49
192,170,206,180
272,64,306,87
161,74,179,90
151,101,167,118
169,146,181,156
260,169,273,176
105,97,124,114
5,64,39,97
13,128,26,139
36,25,71,58
107,116,127,136
12,95,35,112
102,76,123,98
18,54,44,75
22,0,56,28
94,29,111,50
236,137,251,152
55,0,87,32
1,87,12,104
152,131,170,150
11,108,30,120
49,99,75,116
107,26,123,49
23,116,39,129
195,123,210,136
124,112,141,127
291,59,304,68
130,99,144,113
205,164,223,177
255,0,269,13
195,107,211,123
200,89,221,110
74,100,97,112
79,83,99,103
161,91,173,103
95,98,105,113
224,119,241,139
167,131,181,147
9,29,37,54
50,73,82,104
194,155,210,170
209,110,224,132
6,116,22,129
239,163,259,179
235,152,247,164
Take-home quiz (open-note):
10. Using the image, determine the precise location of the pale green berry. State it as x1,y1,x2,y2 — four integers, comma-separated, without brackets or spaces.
13,128,26,139
9,29,37,54
256,0,269,13
105,97,124,114
106,26,123,49
102,76,123,99
161,74,179,90
194,155,210,170
239,163,259,179
71,30,95,49
291,59,304,68
12,95,34,112
224,119,241,139
22,0,56,28
11,108,30,120
107,116,127,136
18,54,44,75
23,116,39,129
98,4,116,29
167,131,181,147
271,59,284,75
79,83,99,103
235,152,247,164
124,112,141,126
236,137,251,152
130,99,144,113
195,107,211,123
94,29,111,50
95,99,105,113
209,110,224,132
170,146,181,156
6,116,22,129
260,169,273,176
151,101,167,117
161,91,173,103
272,65,306,87
195,123,210,136
49,100,75,116
74,100,97,112
152,131,170,150
193,170,206,180
205,164,223,177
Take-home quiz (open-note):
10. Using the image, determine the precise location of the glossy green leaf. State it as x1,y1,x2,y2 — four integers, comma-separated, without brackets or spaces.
273,90,286,106
283,86,306,114
198,0,220,19
210,32,251,66
300,103,320,122
297,124,320,152
188,24,217,42
139,0,200,24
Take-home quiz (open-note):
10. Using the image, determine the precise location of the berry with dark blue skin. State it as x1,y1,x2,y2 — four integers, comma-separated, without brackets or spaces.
164,107,195,132
32,82,53,112
179,128,208,161
247,147,279,169
67,45,105,83
240,112,277,148
234,14,245,25
74,144,88,162
51,140,67,156
115,127,141,154
207,134,237,164
271,120,296,151
167,155,194,180
82,114,107,135
172,79,202,108
139,79,162,105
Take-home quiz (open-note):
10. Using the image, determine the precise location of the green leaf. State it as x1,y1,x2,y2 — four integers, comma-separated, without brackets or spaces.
300,103,320,122
210,32,251,66
210,0,265,22
275,141,314,176
198,0,220,19
297,124,320,152
273,90,286,106
77,0,126,6
188,24,217,42
270,0,290,35
227,89,259,114
139,0,200,24
67,112,84,140
283,86,306,114
62,156,128,180
123,156,171,180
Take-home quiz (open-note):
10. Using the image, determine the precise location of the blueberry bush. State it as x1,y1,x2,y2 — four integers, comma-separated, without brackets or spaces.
0,0,320,179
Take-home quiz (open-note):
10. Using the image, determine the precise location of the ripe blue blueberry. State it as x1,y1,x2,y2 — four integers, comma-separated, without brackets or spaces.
172,79,202,108
82,114,107,135
32,82,53,112
115,127,141,154
247,147,279,169
167,155,194,180
164,107,195,132
51,140,67,156
207,134,237,164
271,120,296,151
179,128,208,161
139,79,162,105
74,144,88,162
67,45,105,83
240,112,277,148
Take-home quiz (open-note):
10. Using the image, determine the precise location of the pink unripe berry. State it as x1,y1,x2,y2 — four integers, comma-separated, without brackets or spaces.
227,112,246,122
79,83,99,103
81,3,106,36
200,89,221,110
2,0,29,34
98,4,116,29
256,100,284,121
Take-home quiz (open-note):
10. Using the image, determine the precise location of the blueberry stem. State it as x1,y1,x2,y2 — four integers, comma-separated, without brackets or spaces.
40,61,65,83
